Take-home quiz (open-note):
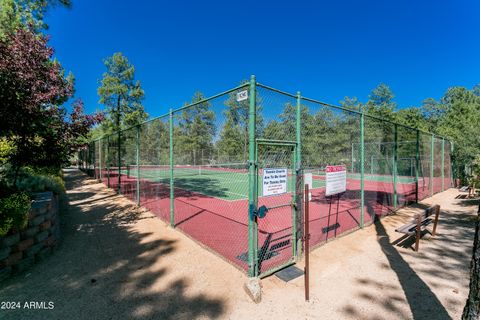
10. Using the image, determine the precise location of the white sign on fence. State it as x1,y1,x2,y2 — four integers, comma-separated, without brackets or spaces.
304,172,313,201
262,168,288,196
236,90,248,102
325,165,347,196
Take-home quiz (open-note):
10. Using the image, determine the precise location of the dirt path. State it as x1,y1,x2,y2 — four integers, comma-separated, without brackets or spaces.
0,169,476,319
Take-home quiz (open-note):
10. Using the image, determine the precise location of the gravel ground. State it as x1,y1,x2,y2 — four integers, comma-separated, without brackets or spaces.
0,169,476,319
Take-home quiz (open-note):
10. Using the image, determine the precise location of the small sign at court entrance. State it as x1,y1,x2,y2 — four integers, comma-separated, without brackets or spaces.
325,165,346,196
304,172,313,201
236,90,248,102
263,168,288,196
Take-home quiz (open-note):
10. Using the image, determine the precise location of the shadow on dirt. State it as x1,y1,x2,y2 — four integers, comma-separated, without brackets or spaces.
0,169,225,320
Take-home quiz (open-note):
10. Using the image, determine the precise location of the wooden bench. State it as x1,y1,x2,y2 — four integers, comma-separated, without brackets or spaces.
395,205,440,252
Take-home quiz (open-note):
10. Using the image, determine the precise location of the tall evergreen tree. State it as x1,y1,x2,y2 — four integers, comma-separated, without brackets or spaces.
436,87,480,180
97,52,148,135
175,92,215,164
216,85,263,162
0,0,71,38
365,83,397,121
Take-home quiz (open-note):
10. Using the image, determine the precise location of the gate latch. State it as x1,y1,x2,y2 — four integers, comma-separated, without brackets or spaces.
252,205,268,219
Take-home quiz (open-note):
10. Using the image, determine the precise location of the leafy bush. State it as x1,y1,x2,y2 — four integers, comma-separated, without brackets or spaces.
0,192,31,236
0,138,15,166
16,173,65,195
0,165,65,196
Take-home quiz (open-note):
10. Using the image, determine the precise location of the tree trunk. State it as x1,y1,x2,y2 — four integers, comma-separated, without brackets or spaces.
12,164,20,189
462,203,480,319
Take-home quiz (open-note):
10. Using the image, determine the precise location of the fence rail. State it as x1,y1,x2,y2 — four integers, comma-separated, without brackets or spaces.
78,76,453,277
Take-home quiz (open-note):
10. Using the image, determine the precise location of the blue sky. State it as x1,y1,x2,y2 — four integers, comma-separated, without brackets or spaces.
46,0,480,118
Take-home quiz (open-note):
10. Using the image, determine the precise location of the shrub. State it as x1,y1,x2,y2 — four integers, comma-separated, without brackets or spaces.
16,173,65,195
1,165,65,196
0,192,31,236
0,138,15,166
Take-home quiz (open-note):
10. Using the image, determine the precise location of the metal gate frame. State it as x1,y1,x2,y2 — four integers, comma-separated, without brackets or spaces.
254,139,300,278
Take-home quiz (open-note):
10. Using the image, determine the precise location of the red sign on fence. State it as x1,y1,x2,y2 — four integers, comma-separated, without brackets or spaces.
325,165,347,196
325,165,346,173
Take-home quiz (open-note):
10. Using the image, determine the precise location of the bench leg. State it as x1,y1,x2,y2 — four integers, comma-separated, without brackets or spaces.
414,215,421,252
432,206,440,237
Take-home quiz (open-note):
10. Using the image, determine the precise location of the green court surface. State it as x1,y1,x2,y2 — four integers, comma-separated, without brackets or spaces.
123,167,416,201
302,169,416,184
348,173,416,184
123,168,325,201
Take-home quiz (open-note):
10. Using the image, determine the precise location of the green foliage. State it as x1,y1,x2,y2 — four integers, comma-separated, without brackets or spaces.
0,138,15,166
472,84,480,97
1,165,65,195
340,96,362,112
364,83,397,121
16,174,65,195
216,84,264,162
0,192,31,236
0,0,71,38
97,52,148,135
432,87,480,181
175,92,215,164
395,107,428,131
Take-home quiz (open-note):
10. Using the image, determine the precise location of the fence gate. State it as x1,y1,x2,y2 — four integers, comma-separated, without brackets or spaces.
255,139,300,277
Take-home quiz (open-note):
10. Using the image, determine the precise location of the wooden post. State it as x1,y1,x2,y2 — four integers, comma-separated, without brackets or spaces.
415,214,421,252
432,205,440,236
304,184,310,302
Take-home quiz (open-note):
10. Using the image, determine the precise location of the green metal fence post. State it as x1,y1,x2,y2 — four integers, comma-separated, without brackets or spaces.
393,124,398,208
169,109,175,227
107,135,110,188
360,111,365,228
451,141,455,186
248,75,257,277
415,130,419,203
371,155,374,175
351,144,354,173
93,143,96,178
118,130,121,194
99,139,102,181
430,133,434,197
136,125,141,205
441,138,445,192
295,91,301,258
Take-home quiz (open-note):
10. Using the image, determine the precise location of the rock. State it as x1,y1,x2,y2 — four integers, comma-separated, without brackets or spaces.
1,234,20,247
243,277,262,303
34,231,48,243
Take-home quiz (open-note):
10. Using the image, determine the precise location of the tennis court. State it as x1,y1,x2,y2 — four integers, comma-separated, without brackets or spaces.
104,163,426,273
125,164,325,201
79,77,453,277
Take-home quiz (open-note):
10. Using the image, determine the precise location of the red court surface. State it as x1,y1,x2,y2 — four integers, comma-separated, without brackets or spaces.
92,169,451,275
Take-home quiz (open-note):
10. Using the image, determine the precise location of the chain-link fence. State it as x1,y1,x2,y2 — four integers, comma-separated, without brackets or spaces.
79,76,454,278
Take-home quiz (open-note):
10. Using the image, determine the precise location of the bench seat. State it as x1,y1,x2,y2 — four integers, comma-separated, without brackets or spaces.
394,205,440,252
395,218,433,235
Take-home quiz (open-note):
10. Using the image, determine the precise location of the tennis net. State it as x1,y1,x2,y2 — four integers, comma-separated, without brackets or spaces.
127,162,248,179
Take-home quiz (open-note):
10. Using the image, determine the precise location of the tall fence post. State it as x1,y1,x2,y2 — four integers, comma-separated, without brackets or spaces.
430,133,434,197
360,111,365,228
441,138,445,192
136,125,141,205
99,139,102,181
351,144,354,173
93,143,96,177
451,141,455,187
415,130,420,203
107,135,110,188
393,124,398,208
169,108,175,228
295,91,302,258
117,130,121,194
248,75,257,277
